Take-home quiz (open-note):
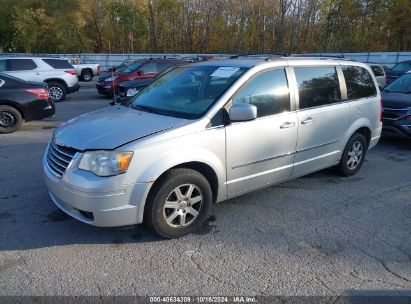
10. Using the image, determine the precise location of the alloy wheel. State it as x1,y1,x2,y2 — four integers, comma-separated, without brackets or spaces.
163,184,203,228
49,86,63,101
346,141,363,170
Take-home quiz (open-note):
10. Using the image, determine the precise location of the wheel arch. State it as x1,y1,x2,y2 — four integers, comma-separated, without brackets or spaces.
0,100,26,120
44,78,68,91
81,68,92,75
343,118,372,150
140,160,222,224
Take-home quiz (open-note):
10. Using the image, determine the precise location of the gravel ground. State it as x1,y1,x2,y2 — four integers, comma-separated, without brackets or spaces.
0,81,410,297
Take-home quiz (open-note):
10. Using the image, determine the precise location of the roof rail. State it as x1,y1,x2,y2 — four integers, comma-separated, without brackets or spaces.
266,54,356,62
230,53,290,59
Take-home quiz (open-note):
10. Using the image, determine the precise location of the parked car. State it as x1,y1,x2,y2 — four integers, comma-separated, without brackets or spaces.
65,57,100,82
113,64,187,104
368,63,386,88
113,78,156,104
44,57,381,238
0,57,79,102
381,71,411,138
385,60,411,84
96,58,186,96
0,73,54,134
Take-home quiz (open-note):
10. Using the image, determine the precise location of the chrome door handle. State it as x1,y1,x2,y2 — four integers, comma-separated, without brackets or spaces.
301,117,315,125
280,121,295,129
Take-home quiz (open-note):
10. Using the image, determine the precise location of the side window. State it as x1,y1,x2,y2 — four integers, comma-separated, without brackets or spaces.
232,69,290,118
342,66,377,99
157,62,174,72
0,60,7,72
42,59,74,69
9,59,37,71
141,63,158,74
371,65,384,77
295,66,341,109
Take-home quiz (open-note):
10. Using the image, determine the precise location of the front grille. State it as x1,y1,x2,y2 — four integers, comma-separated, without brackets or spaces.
46,139,78,177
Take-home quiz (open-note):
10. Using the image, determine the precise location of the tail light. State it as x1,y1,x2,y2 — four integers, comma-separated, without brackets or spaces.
97,65,100,74
65,70,77,75
26,88,49,100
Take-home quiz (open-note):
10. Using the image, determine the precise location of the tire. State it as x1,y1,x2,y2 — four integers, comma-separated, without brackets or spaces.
81,69,93,82
337,133,367,176
0,105,23,134
48,82,66,102
144,168,213,238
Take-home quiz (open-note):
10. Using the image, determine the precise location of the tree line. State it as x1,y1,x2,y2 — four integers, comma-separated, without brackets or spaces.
0,0,409,54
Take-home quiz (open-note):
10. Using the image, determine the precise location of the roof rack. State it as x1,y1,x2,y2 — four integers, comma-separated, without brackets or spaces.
230,53,290,59
266,54,356,62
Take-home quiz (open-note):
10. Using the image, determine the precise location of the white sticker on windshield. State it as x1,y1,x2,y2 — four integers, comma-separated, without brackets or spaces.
211,67,240,78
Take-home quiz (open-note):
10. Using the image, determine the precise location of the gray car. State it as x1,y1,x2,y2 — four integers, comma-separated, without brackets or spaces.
43,57,382,238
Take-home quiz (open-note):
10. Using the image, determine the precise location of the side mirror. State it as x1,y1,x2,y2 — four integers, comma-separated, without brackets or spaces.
136,70,143,76
229,103,257,122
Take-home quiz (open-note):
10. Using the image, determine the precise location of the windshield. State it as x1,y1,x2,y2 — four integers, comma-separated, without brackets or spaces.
117,60,144,73
391,62,411,73
130,65,248,118
384,73,411,94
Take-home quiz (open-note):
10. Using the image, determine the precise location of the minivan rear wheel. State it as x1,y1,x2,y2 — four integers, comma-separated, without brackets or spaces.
144,168,212,238
337,133,367,176
0,105,23,134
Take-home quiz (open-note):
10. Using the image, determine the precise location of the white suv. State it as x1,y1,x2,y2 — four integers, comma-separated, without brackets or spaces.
0,57,80,102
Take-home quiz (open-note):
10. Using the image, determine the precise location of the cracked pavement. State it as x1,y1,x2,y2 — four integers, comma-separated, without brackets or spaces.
0,82,410,296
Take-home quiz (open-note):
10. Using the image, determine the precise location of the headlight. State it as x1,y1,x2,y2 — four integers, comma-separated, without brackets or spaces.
105,76,118,82
78,151,133,176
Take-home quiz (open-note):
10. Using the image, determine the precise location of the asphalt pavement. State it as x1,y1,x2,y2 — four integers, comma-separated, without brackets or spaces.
0,80,410,297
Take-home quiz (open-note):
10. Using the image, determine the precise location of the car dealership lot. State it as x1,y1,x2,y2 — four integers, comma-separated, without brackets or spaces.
0,82,410,296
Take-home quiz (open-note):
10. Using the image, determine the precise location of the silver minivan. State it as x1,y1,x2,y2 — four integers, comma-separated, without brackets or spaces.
43,57,382,238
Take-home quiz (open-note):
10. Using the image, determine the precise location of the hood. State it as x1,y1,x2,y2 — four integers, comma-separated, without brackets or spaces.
119,78,155,90
381,91,411,109
98,72,128,81
54,106,186,150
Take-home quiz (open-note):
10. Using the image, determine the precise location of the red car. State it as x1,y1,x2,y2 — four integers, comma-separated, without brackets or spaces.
96,58,185,96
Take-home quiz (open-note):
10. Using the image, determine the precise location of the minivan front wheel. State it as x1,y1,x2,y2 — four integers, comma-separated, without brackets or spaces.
145,168,212,238
338,133,367,176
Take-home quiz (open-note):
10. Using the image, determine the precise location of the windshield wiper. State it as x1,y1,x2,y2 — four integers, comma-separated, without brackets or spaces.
131,104,155,113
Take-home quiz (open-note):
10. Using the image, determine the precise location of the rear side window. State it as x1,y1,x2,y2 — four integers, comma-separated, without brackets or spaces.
295,67,341,109
232,68,290,117
342,66,377,99
157,62,175,72
141,63,158,74
9,59,37,71
371,65,384,77
42,59,73,69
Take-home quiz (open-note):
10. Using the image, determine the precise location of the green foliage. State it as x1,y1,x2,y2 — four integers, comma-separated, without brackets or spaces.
0,0,409,53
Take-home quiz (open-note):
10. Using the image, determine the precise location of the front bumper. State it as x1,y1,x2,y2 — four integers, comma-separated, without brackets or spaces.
382,119,411,138
382,108,411,138
96,81,114,96
43,149,151,227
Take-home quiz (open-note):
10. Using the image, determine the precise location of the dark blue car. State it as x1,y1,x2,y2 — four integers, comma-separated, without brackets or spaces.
385,60,411,84
381,72,411,138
